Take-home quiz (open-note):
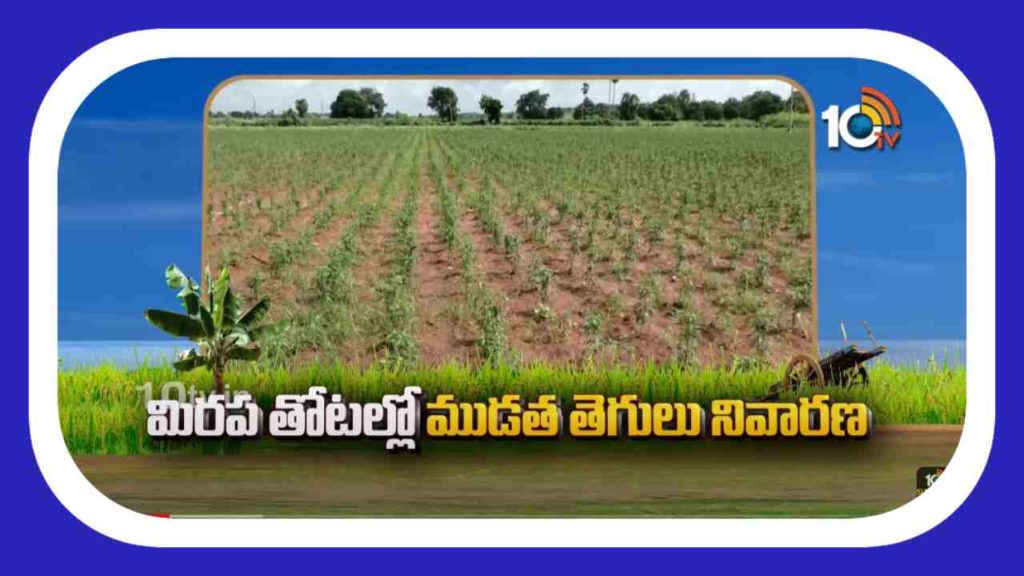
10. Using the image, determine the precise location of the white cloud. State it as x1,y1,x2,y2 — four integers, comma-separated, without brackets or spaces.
818,251,937,277
817,171,876,188
60,202,198,223
211,78,794,115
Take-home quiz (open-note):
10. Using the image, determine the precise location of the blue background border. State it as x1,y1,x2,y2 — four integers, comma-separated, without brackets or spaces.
5,5,1011,570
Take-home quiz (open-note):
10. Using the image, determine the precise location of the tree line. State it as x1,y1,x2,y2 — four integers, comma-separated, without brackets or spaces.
429,84,806,124
213,83,807,125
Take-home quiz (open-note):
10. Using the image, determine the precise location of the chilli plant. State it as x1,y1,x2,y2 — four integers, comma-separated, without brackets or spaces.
145,264,282,394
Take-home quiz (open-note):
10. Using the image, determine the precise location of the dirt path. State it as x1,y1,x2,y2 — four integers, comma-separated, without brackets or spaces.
75,425,961,518
344,149,416,357
411,137,477,364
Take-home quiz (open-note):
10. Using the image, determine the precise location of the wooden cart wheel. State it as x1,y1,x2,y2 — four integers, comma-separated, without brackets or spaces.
783,352,825,392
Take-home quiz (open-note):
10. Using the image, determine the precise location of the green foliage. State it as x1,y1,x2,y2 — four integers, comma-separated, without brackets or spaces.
786,90,809,113
752,305,780,357
515,90,550,120
428,86,459,122
618,92,641,121
760,111,812,129
330,89,371,119
673,300,702,364
722,97,742,120
479,95,504,124
503,234,521,273
531,302,555,323
741,90,785,120
529,258,554,301
699,100,723,121
788,260,813,311
573,97,596,121
583,311,604,345
268,231,314,275
644,95,679,121
636,273,663,325
478,300,509,365
359,88,387,117
215,86,802,128
277,108,302,127
144,265,283,392
330,88,386,119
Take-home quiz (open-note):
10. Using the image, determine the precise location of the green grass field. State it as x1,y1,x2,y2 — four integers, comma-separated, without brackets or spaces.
60,360,965,455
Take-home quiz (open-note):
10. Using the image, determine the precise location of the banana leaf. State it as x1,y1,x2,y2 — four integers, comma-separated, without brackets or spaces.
144,309,204,339
238,298,270,327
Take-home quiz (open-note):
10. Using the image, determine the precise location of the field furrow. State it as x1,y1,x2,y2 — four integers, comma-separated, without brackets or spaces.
207,124,814,366
410,136,477,364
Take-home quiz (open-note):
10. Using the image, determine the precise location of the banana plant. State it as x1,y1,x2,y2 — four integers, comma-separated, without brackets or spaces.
145,264,282,394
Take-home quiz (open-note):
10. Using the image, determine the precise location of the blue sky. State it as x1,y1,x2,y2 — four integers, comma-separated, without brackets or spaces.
57,58,965,341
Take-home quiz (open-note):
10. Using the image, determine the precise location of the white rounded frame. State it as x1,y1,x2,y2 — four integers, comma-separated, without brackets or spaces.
29,29,995,547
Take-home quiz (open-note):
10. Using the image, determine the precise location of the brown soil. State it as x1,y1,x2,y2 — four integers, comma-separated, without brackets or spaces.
205,130,815,367
74,425,961,518
410,143,478,364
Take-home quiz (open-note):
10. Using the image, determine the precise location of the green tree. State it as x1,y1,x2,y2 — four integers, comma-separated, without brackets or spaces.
428,86,459,122
330,89,372,119
277,108,301,126
479,95,504,124
593,103,616,119
578,82,591,119
618,92,641,120
645,95,679,121
786,91,809,113
722,97,742,120
295,98,309,118
699,100,723,121
675,90,693,118
145,265,283,394
573,97,596,120
359,88,387,117
515,90,550,119
740,90,784,120
684,101,702,120
546,107,565,120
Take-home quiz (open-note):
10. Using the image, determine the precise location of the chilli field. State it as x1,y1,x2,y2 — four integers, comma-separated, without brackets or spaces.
205,124,814,367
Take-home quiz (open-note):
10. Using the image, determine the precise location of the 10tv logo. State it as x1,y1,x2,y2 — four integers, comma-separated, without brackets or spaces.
822,87,902,150
916,466,944,495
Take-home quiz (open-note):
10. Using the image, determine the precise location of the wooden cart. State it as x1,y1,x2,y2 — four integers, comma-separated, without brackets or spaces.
761,323,886,400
